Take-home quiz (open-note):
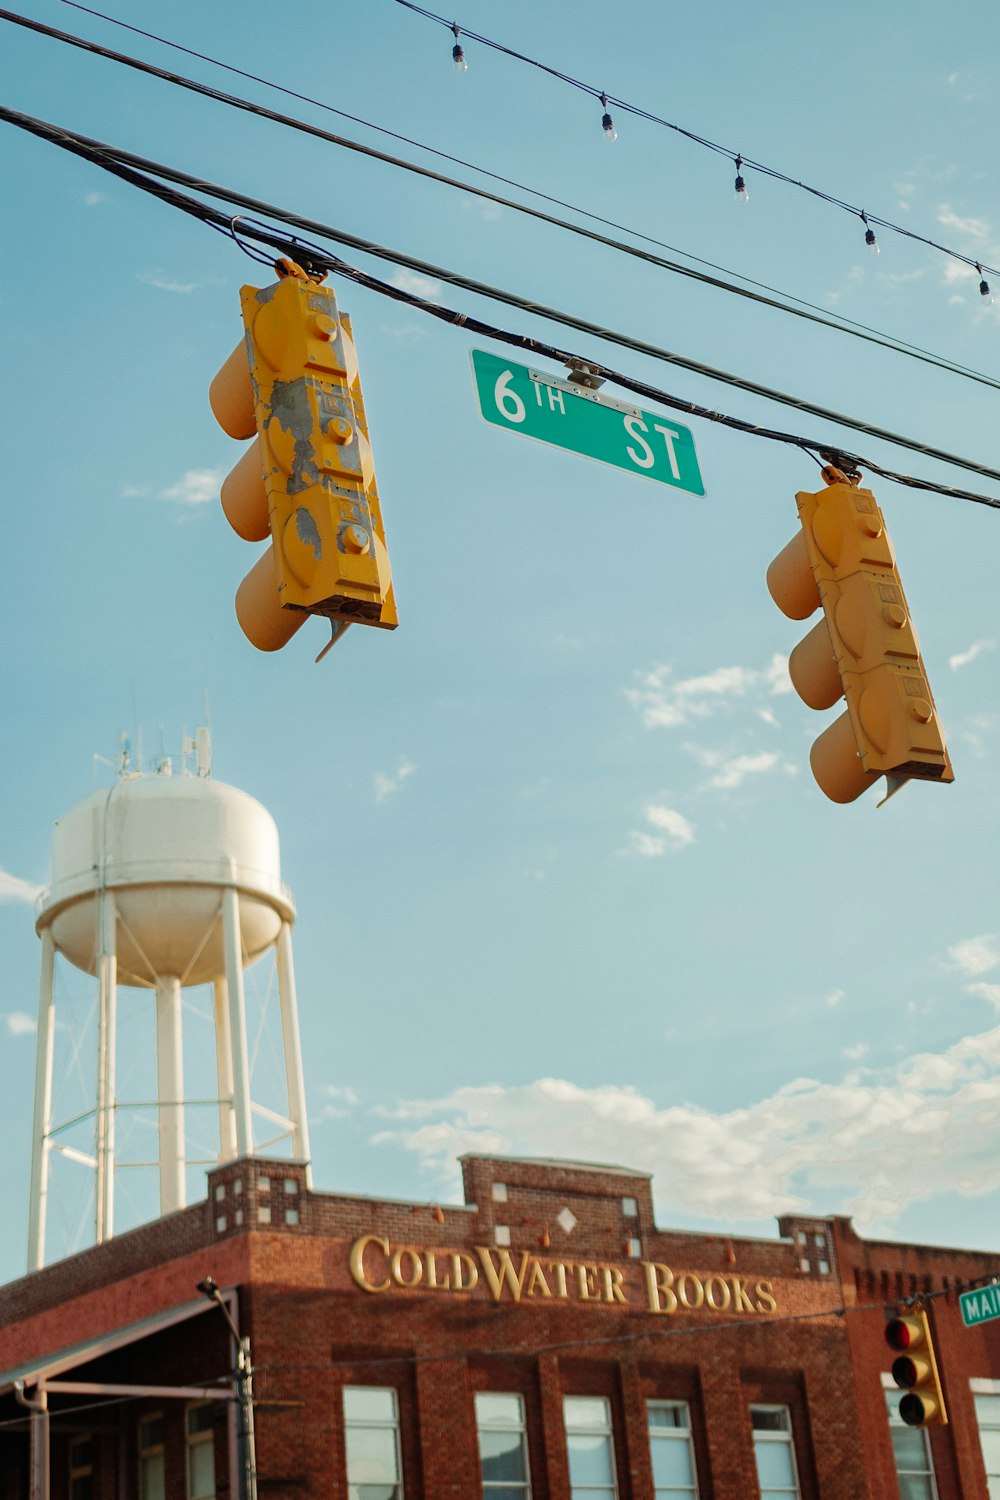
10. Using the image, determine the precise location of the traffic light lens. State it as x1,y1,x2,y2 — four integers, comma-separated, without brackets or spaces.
898,1394,926,1427
893,1356,918,1386
885,1318,914,1351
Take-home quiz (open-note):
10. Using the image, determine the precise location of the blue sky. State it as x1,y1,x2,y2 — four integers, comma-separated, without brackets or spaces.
3,0,1000,1280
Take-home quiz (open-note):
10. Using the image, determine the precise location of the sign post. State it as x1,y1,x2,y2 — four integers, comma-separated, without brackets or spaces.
471,349,705,496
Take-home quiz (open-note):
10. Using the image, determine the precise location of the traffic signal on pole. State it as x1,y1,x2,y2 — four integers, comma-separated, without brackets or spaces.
885,1309,948,1427
209,261,397,653
766,471,953,804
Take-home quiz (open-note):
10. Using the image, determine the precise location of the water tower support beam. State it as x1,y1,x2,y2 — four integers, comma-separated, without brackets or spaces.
27,929,56,1271
222,888,254,1158
155,976,186,1214
276,921,312,1185
95,891,118,1242
213,977,238,1162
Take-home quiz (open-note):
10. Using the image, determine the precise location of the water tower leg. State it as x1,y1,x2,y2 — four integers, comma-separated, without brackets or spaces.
95,891,118,1243
27,929,56,1272
213,976,239,1162
222,888,254,1158
155,976,186,1214
276,921,312,1185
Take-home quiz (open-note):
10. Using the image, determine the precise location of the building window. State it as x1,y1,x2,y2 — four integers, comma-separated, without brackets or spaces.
564,1396,618,1499
138,1415,165,1500
494,1225,511,1247
492,1183,508,1203
622,1197,638,1218
972,1384,1000,1498
883,1384,937,1500
475,1393,531,1497
187,1404,216,1500
343,1386,403,1500
750,1406,800,1499
647,1402,698,1498
69,1437,94,1500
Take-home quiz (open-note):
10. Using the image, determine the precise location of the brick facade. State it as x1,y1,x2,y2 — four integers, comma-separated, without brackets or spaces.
1,1153,998,1499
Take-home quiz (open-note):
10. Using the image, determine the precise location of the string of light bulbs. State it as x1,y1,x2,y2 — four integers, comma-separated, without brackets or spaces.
3,100,1000,511
6,6,998,397
27,2,1000,394
392,0,999,297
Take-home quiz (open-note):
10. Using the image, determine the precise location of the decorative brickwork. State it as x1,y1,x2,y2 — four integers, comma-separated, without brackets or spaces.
1,1155,998,1499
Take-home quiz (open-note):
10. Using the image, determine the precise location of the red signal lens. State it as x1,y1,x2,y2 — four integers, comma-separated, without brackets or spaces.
885,1317,914,1351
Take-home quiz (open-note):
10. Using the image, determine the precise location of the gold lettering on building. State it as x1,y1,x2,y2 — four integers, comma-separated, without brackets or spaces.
347,1238,780,1316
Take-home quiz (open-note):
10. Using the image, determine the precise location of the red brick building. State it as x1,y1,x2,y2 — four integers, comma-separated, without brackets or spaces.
1,1152,999,1500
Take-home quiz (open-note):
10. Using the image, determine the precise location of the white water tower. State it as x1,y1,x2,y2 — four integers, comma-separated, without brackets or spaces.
27,731,311,1271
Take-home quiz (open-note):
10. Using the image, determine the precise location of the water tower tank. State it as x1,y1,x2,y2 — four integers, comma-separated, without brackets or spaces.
37,771,293,987
27,744,311,1272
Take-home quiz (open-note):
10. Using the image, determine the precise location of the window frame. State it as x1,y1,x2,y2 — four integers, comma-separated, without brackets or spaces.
186,1402,217,1500
971,1379,1000,1499
474,1391,532,1498
882,1375,938,1500
563,1394,619,1500
646,1399,699,1499
138,1412,165,1500
68,1435,94,1500
749,1404,801,1500
342,1384,404,1500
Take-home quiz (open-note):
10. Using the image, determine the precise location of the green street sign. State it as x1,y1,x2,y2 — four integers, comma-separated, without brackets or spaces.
960,1283,1000,1328
470,349,705,496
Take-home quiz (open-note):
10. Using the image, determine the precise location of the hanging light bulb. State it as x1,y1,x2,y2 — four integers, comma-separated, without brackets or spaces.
977,264,992,304
861,211,879,254
599,93,617,142
734,154,748,203
451,22,467,70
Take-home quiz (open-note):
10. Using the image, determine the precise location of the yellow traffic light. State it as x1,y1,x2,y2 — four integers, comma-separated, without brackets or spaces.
767,471,953,804
885,1310,948,1427
210,262,397,652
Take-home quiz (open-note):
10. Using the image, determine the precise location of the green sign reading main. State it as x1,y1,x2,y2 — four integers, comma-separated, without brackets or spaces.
471,349,705,496
960,1283,1000,1328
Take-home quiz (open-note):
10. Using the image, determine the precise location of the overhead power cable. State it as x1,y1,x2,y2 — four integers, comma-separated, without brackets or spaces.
7,5,995,393
2,101,999,510
390,0,1000,287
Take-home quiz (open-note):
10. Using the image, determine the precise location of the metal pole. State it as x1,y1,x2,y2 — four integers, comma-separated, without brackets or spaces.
27,930,56,1271
275,922,311,1184
154,975,186,1213
197,1280,257,1500
236,1337,258,1500
14,1382,49,1500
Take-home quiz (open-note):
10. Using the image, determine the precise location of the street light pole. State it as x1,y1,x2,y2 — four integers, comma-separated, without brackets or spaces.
197,1278,258,1500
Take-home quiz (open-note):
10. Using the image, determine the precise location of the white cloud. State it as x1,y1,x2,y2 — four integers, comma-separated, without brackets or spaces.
949,935,1000,976
139,272,196,294
621,804,694,857
321,1084,361,1119
374,758,416,804
842,1042,869,1062
937,205,990,243
389,270,442,302
83,191,108,207
372,1024,1000,1231
626,654,790,731
824,989,845,1008
5,1012,36,1037
967,983,1000,1010
950,639,994,670
705,751,793,791
160,469,225,506
0,869,43,904
644,803,695,845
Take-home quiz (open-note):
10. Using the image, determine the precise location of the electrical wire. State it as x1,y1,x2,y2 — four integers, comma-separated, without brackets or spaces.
2,101,999,509
6,4,993,392
390,0,1000,284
